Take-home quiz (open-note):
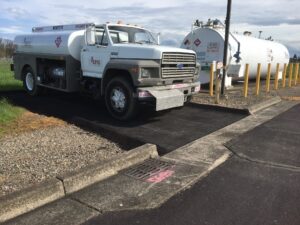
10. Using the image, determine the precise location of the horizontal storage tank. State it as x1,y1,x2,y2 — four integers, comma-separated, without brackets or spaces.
14,30,85,61
181,20,290,86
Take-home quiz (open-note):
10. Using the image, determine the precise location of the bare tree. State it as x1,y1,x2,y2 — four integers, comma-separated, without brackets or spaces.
0,38,15,58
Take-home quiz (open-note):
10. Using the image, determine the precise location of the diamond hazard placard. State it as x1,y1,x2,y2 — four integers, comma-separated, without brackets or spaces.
194,39,201,47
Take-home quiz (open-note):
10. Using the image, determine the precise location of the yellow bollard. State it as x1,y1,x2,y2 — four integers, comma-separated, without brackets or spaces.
209,63,214,96
282,63,287,88
243,64,250,98
266,63,272,93
288,63,294,87
215,74,220,104
274,63,280,90
294,63,299,85
255,63,261,96
297,65,300,84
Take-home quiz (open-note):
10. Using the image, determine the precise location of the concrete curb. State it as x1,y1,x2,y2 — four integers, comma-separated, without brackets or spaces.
188,102,250,115
58,144,158,194
0,144,158,223
247,96,282,114
0,178,64,223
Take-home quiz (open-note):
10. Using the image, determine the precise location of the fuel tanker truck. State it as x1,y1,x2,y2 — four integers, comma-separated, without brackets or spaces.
181,19,290,87
12,23,200,120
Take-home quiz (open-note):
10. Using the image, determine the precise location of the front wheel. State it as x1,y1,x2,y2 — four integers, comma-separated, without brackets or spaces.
105,77,138,121
22,67,41,96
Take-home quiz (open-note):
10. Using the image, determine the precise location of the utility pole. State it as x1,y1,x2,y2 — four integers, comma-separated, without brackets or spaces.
221,0,232,95
259,31,262,39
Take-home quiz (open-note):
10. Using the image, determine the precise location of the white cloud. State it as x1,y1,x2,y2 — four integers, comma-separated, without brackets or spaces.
0,26,23,34
0,0,299,54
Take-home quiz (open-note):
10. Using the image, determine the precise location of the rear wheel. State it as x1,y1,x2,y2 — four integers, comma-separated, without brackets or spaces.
105,77,138,121
22,67,41,96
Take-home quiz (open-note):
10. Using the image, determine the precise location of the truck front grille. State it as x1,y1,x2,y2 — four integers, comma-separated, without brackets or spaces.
162,53,196,64
161,53,196,78
161,67,195,78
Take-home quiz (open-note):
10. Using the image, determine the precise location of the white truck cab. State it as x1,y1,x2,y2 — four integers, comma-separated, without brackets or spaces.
12,23,200,120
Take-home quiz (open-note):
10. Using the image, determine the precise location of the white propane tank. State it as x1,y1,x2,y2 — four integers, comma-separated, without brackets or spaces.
14,30,85,61
181,20,290,87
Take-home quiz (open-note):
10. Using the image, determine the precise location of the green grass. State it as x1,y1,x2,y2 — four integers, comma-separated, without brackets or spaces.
0,61,23,91
0,98,24,136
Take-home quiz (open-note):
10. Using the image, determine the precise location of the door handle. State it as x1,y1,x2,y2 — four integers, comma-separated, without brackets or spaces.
82,49,89,52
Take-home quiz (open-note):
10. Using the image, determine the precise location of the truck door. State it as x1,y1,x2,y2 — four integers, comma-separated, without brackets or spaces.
81,29,111,78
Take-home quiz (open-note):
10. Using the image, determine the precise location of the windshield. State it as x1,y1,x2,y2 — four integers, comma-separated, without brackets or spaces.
107,26,158,45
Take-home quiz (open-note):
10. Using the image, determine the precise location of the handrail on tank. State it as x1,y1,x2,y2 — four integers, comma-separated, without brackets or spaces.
32,23,95,33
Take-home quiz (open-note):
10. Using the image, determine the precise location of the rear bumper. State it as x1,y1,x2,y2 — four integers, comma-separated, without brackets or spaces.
137,82,200,111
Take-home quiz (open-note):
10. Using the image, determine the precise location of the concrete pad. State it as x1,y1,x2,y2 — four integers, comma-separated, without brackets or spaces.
4,199,98,225
71,161,209,212
59,144,158,194
164,141,231,166
0,178,64,223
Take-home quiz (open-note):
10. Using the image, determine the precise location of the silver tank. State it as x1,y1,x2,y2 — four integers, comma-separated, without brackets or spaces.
14,30,85,61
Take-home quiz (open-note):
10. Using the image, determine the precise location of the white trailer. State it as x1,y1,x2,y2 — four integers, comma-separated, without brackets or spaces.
12,23,200,120
181,19,290,87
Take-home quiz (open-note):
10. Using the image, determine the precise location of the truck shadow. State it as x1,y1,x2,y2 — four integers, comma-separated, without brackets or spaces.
0,90,164,125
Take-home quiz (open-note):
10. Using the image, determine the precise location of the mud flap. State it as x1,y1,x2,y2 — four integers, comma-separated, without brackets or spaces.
148,89,184,111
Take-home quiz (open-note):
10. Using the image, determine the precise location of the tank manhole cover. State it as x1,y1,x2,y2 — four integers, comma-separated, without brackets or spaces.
123,159,176,182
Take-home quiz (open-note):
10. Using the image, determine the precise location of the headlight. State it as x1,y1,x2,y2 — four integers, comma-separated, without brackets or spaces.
141,68,152,78
140,68,159,79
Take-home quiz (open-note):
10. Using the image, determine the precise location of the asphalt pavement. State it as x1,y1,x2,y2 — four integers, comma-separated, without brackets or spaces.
84,104,300,225
0,91,245,154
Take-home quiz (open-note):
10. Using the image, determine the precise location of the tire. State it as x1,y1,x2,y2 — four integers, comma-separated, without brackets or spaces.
105,77,138,121
186,95,193,103
22,67,41,96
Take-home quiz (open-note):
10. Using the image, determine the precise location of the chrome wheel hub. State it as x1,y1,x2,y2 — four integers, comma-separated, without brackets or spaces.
111,88,126,111
25,72,34,91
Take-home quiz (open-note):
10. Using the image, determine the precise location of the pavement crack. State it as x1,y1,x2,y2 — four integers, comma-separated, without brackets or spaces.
224,145,300,172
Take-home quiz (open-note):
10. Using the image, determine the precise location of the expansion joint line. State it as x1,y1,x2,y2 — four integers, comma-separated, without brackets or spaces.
55,176,67,196
70,197,103,214
55,176,102,213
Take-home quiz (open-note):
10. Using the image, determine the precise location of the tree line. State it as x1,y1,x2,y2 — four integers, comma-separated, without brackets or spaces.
0,38,15,59
290,54,300,63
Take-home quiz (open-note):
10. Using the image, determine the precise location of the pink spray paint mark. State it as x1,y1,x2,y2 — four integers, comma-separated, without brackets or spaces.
146,170,175,183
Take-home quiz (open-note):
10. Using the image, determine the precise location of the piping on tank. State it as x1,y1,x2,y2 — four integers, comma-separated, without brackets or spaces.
181,19,290,86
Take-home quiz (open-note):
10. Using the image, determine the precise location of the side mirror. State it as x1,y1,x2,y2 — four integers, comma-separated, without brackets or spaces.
86,27,96,45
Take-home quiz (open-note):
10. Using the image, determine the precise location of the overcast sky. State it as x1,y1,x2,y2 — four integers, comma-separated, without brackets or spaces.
1,0,299,55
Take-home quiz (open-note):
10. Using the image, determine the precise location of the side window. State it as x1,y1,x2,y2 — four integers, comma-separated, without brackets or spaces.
135,32,148,43
110,32,119,43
